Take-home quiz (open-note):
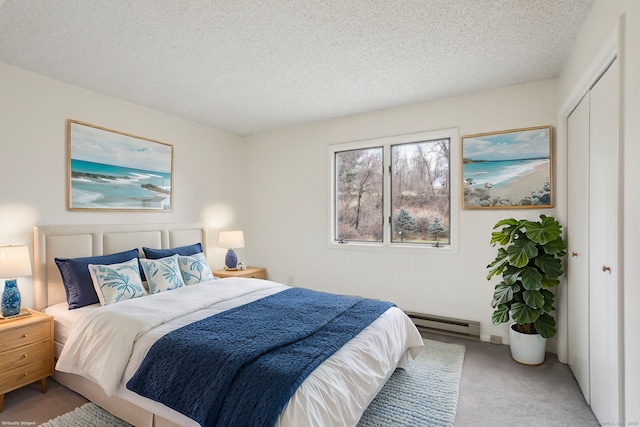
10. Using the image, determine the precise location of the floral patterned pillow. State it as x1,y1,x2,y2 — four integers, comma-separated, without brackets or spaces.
179,252,215,285
140,254,186,294
88,258,147,305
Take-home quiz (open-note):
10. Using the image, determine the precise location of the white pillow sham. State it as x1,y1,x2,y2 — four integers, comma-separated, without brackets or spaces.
88,258,147,306
178,252,215,285
140,254,186,294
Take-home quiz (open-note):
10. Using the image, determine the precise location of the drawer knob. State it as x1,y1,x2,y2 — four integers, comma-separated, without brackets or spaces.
23,353,28,358
24,372,28,376
22,334,28,338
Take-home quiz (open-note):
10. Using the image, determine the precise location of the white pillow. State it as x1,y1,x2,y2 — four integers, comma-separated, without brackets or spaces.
140,254,186,294
88,258,147,306
178,252,215,285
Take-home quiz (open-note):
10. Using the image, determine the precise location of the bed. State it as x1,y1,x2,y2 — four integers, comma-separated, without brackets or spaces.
33,223,423,427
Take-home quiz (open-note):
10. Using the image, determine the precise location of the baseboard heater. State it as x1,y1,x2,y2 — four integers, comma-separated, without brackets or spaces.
405,311,480,340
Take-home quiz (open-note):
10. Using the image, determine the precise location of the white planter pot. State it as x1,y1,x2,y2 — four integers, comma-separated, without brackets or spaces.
508,324,546,365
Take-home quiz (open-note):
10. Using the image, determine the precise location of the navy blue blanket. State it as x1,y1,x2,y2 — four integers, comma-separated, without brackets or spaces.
126,287,393,427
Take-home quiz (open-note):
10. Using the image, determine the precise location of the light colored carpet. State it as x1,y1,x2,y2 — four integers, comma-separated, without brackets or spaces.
38,339,465,427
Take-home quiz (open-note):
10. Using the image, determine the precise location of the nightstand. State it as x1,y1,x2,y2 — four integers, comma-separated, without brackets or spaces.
213,266,267,280
0,310,54,412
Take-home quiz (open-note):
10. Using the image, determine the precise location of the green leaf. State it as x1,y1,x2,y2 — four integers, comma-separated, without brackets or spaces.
493,218,520,229
512,291,524,304
491,281,520,307
534,254,564,279
502,265,522,283
520,266,543,290
523,289,545,309
491,304,510,325
486,248,508,280
541,277,560,289
524,215,562,245
542,237,567,256
490,231,512,246
540,289,555,312
486,263,505,281
490,219,526,246
534,312,557,338
511,302,541,324
487,247,508,268
506,239,538,268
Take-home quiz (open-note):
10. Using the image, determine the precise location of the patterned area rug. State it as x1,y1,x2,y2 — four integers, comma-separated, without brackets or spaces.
39,339,465,427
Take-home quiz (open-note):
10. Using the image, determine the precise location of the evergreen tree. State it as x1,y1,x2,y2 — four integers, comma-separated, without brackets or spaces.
428,216,448,241
394,208,416,241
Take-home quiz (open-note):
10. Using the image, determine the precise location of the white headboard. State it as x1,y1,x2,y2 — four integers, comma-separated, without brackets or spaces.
33,223,207,311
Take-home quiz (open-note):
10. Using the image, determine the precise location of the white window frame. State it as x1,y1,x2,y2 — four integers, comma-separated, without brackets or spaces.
328,128,459,253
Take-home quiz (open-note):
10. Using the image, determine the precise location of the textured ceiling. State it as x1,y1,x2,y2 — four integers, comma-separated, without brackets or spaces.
0,0,594,136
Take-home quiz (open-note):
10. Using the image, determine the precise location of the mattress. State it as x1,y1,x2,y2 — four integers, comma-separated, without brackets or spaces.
45,301,99,357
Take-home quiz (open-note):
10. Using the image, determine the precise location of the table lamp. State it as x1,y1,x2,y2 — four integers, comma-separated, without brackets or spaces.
0,245,32,317
218,231,244,270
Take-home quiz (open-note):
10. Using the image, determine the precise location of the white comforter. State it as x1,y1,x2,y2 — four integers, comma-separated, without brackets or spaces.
56,279,423,427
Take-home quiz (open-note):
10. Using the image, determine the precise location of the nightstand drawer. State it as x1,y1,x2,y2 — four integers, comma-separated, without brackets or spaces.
213,267,267,279
0,358,51,392
0,322,50,353
0,341,51,372
244,270,266,279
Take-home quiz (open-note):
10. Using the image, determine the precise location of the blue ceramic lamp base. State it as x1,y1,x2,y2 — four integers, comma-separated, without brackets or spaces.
2,279,21,317
225,249,239,270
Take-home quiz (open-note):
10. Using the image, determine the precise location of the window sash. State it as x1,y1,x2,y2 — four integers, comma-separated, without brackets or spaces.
334,147,383,242
390,139,451,245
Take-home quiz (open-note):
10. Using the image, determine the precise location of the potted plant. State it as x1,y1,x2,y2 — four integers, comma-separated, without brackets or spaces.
486,214,567,365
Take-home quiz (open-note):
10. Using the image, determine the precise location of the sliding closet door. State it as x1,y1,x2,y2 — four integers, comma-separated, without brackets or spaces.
567,92,590,402
567,57,621,424
588,58,621,424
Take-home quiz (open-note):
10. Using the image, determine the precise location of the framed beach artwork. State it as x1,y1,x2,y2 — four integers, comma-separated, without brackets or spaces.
67,120,174,211
461,125,553,209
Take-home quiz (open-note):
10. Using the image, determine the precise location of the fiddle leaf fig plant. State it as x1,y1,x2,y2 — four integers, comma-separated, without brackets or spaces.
486,215,567,339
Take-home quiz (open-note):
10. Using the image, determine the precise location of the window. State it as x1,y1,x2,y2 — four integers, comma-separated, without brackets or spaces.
330,129,459,250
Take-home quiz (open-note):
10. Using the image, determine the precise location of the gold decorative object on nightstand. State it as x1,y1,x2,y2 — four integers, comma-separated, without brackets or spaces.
0,310,54,412
213,266,267,280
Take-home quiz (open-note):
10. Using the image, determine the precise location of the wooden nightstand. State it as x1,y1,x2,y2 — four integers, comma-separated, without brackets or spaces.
0,310,54,412
213,266,267,280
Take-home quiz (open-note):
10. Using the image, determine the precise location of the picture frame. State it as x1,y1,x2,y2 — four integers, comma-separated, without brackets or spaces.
461,125,553,209
67,120,174,211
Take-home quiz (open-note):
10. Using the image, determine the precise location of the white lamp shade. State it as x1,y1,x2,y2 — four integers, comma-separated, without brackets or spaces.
218,231,245,249
0,245,32,278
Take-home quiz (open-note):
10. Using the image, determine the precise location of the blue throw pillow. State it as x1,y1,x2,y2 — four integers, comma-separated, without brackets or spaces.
55,248,140,309
142,242,203,259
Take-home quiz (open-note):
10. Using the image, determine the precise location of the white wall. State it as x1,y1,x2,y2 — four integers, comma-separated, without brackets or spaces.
556,0,640,423
0,62,247,309
243,79,560,345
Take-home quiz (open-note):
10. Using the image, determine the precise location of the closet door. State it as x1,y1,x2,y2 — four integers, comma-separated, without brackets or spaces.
567,93,590,402
588,58,620,424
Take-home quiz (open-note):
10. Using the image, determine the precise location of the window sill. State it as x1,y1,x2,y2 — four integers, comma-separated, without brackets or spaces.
328,241,458,254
